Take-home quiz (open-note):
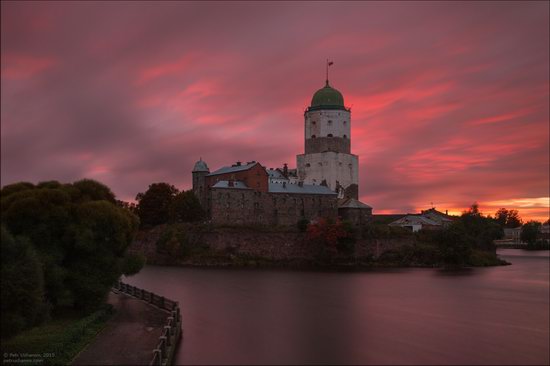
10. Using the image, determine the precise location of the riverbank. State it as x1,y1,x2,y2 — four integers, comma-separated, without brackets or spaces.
129,224,508,270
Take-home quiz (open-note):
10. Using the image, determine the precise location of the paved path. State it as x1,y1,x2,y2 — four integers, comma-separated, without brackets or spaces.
72,291,168,365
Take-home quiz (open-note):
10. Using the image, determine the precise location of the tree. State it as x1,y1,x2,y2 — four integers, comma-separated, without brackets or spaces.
1,226,48,337
169,190,205,223
135,183,179,228
521,221,541,247
1,179,142,333
435,222,472,267
460,203,503,251
494,208,523,228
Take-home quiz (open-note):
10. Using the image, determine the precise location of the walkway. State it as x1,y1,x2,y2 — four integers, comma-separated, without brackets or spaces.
72,291,168,365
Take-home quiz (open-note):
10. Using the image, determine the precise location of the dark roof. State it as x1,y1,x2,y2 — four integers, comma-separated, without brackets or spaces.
207,162,258,176
338,198,372,209
211,180,250,189
372,214,407,224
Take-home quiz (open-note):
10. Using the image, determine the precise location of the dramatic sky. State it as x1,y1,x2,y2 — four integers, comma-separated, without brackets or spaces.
2,1,549,221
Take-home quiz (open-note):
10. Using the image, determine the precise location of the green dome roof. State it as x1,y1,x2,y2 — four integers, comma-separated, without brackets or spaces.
311,82,345,108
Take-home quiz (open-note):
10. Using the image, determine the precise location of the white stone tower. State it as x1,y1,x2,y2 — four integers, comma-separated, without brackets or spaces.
296,73,359,199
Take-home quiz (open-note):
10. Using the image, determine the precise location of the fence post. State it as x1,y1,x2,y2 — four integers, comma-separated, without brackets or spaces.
164,327,172,347
152,349,162,366
160,296,165,310
160,337,167,357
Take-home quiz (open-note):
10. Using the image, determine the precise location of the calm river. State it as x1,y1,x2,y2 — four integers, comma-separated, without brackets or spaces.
124,249,549,365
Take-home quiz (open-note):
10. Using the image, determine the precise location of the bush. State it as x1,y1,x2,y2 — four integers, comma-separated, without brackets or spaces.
122,253,147,276
297,218,309,232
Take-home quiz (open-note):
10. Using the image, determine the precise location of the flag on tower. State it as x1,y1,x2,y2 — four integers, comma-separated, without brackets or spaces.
328,61,334,66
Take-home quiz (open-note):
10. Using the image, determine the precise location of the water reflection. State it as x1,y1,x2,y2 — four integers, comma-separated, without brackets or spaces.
124,250,549,365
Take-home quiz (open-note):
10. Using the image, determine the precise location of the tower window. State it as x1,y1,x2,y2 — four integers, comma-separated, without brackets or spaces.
311,135,316,139
343,134,347,139
306,163,311,167
312,121,316,125
343,121,347,125
328,120,332,125
327,134,333,137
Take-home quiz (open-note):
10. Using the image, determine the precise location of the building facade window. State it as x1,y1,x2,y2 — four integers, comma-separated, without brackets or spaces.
327,134,333,137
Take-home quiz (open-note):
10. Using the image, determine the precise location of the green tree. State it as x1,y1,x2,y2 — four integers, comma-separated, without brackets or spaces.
460,203,503,251
494,208,523,228
169,190,205,223
1,226,48,338
135,183,179,227
1,179,142,331
521,221,541,247
435,222,472,267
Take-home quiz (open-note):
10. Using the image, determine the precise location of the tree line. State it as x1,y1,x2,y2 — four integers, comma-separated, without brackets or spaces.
123,182,205,228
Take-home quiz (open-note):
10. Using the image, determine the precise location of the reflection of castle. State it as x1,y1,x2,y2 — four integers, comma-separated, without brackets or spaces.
192,75,372,226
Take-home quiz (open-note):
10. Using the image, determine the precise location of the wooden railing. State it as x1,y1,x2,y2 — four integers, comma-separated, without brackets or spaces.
113,281,182,366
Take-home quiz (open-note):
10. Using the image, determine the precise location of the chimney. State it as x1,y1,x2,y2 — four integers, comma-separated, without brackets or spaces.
283,163,289,178
236,161,241,166
445,210,448,215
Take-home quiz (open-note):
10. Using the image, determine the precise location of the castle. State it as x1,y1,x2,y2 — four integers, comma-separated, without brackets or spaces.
192,74,372,226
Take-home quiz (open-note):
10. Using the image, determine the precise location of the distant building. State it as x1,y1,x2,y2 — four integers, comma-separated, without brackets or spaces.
503,227,522,243
420,208,454,228
389,215,439,232
388,208,455,232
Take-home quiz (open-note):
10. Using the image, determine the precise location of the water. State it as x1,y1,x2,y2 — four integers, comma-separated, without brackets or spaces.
124,249,550,365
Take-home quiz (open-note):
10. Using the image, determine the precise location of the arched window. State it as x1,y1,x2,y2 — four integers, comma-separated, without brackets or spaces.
328,120,333,125
343,121,347,125
306,163,311,167
327,134,333,137
343,134,347,139
312,121,316,125
311,134,316,139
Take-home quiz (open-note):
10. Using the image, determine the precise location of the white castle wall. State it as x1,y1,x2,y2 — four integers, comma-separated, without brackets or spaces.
305,110,351,139
296,151,358,194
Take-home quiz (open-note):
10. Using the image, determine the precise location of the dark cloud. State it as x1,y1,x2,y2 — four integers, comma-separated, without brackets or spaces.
1,1,548,219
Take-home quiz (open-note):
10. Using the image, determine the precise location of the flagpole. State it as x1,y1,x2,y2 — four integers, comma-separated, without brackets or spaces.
326,59,329,85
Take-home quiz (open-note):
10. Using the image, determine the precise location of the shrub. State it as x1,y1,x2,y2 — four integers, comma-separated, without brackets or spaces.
297,218,309,232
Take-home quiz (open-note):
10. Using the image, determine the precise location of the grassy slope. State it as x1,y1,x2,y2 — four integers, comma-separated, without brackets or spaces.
1,305,114,365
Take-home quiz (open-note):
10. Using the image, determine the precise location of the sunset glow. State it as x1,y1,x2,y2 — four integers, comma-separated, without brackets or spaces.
1,1,548,222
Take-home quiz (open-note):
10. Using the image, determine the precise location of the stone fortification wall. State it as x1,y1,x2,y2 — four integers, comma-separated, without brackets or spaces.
130,226,414,265
210,188,337,226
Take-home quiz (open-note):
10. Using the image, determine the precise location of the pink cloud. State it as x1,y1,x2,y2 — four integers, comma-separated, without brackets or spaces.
1,53,56,79
1,1,548,223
